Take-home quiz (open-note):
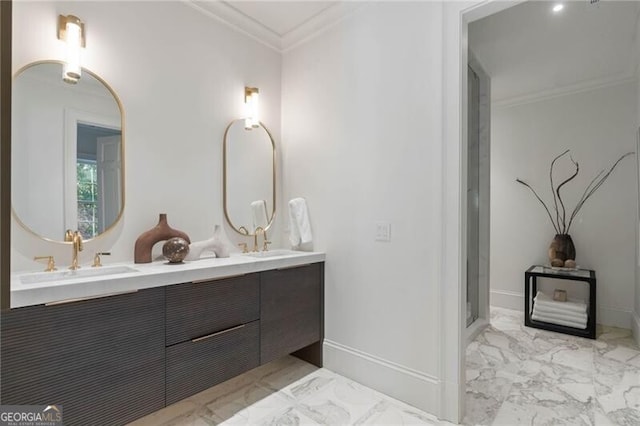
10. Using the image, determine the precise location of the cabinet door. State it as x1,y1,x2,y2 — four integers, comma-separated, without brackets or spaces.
166,320,259,405
166,274,260,346
260,263,323,365
1,287,165,426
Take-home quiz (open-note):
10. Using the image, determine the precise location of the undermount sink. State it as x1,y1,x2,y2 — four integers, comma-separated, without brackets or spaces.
244,249,297,258
20,265,139,284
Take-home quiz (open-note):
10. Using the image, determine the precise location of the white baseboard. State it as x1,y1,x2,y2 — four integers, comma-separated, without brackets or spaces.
466,318,489,344
490,289,523,311
323,339,440,417
632,312,640,347
490,290,632,329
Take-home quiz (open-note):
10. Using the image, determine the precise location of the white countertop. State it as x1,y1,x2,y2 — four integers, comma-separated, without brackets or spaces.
11,250,325,308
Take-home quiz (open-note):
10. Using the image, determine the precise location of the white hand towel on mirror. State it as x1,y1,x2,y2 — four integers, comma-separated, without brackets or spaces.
534,291,587,314
251,200,269,232
288,198,313,247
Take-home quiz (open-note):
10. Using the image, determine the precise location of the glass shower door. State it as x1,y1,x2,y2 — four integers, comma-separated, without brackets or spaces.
467,65,480,327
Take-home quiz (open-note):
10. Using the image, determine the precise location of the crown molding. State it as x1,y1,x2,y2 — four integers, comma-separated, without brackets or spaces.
183,1,281,52
184,1,363,53
281,2,364,52
492,69,637,109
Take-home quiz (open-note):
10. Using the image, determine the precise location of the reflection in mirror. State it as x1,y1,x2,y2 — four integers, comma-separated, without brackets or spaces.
12,61,124,242
224,120,275,235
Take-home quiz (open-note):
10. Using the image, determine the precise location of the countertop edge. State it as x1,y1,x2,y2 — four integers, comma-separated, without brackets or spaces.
11,252,325,309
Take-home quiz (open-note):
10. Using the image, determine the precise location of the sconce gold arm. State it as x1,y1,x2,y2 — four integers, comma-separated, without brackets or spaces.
57,14,86,47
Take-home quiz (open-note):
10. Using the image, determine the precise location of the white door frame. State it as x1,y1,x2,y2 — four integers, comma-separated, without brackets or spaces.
441,1,523,422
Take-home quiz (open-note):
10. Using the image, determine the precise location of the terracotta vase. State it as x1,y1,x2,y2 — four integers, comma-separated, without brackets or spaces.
548,234,576,267
134,214,191,264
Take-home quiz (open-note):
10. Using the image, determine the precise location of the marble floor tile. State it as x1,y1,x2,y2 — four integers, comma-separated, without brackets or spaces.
464,306,640,426
296,377,385,424
132,306,640,426
130,356,445,426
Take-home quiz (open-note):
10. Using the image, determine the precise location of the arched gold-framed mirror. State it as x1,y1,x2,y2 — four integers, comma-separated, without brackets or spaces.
223,119,276,236
11,60,125,242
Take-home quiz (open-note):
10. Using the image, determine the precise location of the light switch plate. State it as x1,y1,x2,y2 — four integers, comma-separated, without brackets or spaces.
375,222,391,242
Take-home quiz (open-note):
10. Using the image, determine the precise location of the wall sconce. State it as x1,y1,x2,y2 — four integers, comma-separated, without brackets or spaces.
57,14,85,84
244,86,259,130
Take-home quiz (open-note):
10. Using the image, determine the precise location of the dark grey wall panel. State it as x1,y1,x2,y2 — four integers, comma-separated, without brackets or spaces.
260,264,322,364
1,287,165,425
166,274,259,346
166,320,259,405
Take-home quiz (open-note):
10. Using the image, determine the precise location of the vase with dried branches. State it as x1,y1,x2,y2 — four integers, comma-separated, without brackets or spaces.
516,150,634,268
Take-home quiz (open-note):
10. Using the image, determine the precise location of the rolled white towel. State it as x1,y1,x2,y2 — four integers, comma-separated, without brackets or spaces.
534,291,587,314
288,198,312,247
532,305,587,323
251,200,269,232
531,312,587,329
532,304,588,322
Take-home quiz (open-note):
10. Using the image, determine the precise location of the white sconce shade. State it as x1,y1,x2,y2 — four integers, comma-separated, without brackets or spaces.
58,15,85,84
244,87,259,130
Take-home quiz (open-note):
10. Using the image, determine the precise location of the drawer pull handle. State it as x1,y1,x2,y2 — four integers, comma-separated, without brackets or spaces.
192,273,246,284
276,264,311,271
45,290,139,306
191,324,245,343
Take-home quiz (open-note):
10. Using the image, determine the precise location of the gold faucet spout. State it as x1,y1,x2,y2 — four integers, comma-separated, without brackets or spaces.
253,227,265,252
65,230,83,270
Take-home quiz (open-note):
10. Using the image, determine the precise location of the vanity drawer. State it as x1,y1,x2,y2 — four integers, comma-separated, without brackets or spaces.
166,273,260,346
166,320,260,405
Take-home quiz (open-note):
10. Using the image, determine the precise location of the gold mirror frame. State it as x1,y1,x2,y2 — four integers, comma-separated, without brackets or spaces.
11,60,126,243
223,119,276,236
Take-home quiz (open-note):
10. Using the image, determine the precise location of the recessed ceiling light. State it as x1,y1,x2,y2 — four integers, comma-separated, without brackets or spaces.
553,3,564,12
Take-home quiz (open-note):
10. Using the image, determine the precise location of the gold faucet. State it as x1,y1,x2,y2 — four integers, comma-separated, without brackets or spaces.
64,229,83,270
253,227,265,252
92,252,111,267
34,256,57,272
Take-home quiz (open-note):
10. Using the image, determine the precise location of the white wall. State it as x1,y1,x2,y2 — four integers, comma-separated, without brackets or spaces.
282,1,449,416
491,81,638,328
11,1,282,271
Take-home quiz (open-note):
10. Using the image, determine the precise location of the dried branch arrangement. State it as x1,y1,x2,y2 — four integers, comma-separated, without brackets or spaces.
516,150,634,235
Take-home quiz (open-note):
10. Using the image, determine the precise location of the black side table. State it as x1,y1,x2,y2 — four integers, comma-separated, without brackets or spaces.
524,265,596,339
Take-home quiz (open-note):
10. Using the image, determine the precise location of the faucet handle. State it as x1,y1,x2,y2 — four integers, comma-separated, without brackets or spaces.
92,252,111,268
34,256,57,272
238,243,249,253
262,240,272,252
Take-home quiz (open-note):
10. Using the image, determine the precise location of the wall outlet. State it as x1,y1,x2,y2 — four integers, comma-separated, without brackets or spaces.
375,222,391,242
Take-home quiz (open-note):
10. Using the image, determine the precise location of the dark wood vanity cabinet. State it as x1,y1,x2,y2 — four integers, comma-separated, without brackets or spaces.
0,287,166,426
260,263,324,366
165,274,261,405
0,261,324,425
